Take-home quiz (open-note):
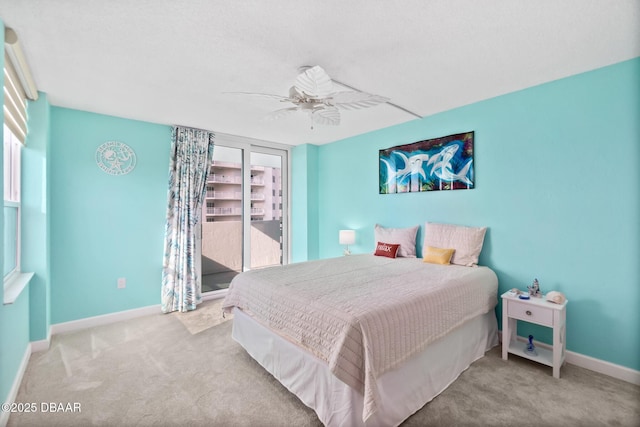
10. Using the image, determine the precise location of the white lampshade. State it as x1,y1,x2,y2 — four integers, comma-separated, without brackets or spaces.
339,230,356,245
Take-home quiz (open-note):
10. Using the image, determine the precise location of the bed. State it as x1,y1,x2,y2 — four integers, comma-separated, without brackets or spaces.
222,224,499,427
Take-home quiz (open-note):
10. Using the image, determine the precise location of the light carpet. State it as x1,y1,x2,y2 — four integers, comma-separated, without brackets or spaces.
171,298,232,335
7,299,640,426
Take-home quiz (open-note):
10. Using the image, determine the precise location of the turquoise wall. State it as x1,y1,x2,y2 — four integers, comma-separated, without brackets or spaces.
0,289,29,409
49,108,171,323
291,144,319,262
293,58,640,370
24,96,51,341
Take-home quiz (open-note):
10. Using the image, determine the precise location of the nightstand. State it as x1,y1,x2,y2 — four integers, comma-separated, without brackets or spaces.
501,291,568,378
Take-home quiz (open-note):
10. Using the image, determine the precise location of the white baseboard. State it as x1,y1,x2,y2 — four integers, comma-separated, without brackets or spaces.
50,304,161,335
499,332,640,385
30,328,52,353
0,345,31,427
565,349,640,385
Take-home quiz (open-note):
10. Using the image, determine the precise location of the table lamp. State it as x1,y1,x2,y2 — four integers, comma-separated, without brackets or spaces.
339,230,356,255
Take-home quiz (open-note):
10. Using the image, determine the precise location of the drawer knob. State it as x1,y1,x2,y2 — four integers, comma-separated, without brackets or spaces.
526,310,532,316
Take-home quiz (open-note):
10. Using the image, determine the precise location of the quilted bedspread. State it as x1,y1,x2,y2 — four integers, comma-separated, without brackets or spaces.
221,254,498,422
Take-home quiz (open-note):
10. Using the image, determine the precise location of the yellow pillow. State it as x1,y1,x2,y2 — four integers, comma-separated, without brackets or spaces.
423,246,455,265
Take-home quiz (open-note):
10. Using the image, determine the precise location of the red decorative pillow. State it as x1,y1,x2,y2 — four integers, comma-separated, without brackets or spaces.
374,242,400,258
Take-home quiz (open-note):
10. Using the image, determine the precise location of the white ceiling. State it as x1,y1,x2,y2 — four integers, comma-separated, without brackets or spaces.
1,1,638,146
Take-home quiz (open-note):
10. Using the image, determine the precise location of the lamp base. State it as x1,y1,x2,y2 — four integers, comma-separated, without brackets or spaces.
343,247,351,256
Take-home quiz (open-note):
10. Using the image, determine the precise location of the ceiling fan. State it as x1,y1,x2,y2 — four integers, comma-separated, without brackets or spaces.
229,65,392,129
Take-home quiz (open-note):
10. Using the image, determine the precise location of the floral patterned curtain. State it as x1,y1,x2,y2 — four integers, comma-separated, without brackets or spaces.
161,126,215,313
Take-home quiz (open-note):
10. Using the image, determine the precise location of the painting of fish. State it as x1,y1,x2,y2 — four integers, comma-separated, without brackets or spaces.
379,131,474,194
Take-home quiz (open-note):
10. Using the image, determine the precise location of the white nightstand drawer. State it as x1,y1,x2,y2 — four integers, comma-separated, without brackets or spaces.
507,300,553,326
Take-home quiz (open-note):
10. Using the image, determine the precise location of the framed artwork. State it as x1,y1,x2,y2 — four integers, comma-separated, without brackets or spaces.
379,131,474,194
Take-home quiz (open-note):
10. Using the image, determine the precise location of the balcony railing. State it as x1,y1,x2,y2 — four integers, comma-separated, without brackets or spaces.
205,207,265,216
207,207,242,216
205,191,265,200
207,190,242,199
209,174,242,184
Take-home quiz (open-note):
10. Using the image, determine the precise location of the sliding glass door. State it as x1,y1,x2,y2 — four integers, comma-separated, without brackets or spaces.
200,145,243,293
250,151,284,269
200,140,287,295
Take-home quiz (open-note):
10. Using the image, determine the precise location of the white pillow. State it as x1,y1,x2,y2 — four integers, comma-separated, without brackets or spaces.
374,224,419,258
423,222,487,266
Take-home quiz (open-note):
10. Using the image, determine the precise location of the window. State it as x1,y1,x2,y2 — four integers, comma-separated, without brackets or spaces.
3,28,38,302
3,117,22,280
3,44,28,282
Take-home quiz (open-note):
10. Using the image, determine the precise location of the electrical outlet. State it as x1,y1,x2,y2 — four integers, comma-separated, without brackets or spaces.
117,277,126,289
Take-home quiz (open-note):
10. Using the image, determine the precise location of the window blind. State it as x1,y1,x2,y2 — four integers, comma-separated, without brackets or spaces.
3,52,28,144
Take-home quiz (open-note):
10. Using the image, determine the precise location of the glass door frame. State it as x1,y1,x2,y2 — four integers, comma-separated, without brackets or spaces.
201,133,290,299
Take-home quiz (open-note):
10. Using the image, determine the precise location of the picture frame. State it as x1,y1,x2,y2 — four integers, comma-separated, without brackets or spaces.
379,131,474,194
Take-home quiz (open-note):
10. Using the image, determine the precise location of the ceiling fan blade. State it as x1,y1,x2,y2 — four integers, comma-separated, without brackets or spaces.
294,66,334,99
261,107,299,122
311,106,340,126
330,91,389,110
223,91,289,101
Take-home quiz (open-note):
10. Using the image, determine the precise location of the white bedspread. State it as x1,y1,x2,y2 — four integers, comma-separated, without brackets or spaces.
222,254,498,422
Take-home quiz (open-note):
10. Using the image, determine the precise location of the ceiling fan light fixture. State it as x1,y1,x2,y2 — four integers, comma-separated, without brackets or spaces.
297,65,422,121
229,64,420,128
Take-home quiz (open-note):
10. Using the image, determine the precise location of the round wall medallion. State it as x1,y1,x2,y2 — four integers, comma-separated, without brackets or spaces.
96,141,137,175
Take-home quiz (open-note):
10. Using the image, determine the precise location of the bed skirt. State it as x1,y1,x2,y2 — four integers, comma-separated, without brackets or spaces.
232,307,498,427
